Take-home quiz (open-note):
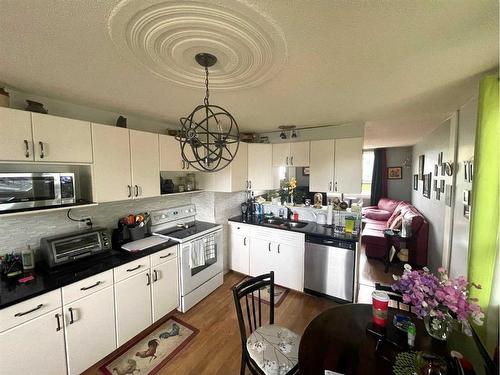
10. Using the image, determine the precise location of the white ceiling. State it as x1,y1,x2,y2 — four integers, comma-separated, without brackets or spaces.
0,0,498,148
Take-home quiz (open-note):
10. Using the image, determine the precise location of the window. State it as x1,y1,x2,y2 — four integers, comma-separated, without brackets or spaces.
362,150,374,194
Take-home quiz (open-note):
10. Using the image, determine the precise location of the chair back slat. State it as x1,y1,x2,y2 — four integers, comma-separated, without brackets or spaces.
232,271,275,343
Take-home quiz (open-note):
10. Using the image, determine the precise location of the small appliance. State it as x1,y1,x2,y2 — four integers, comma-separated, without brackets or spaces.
0,172,75,212
40,228,112,268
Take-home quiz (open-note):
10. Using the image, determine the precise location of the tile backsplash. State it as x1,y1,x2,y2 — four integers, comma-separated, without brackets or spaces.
0,191,245,260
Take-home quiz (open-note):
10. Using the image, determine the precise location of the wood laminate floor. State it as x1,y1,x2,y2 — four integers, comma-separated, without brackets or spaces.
84,271,337,375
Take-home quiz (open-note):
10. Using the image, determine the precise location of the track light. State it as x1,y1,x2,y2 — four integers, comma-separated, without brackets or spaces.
280,131,287,139
291,130,297,138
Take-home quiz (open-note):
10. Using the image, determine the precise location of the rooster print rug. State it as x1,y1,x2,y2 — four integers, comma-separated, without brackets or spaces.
99,317,198,375
234,277,290,307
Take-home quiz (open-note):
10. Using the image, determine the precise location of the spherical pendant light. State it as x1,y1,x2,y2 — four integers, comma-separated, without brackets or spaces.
177,53,240,172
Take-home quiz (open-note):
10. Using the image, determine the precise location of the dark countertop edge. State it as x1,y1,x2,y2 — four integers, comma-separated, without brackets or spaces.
228,216,360,243
0,240,178,310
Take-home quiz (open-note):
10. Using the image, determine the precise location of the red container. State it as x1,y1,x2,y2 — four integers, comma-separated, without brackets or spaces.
372,291,390,326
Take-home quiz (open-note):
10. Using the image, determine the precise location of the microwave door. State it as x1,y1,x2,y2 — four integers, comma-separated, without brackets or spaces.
0,173,61,211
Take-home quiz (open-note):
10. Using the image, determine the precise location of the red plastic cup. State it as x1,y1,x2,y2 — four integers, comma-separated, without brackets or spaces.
372,291,390,327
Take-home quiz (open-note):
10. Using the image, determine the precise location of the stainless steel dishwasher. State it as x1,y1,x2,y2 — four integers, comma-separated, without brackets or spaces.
304,234,356,303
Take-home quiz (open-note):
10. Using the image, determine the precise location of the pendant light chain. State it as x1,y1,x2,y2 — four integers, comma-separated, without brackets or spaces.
204,65,210,106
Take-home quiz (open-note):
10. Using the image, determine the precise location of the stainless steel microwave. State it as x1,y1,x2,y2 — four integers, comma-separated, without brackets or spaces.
0,172,76,212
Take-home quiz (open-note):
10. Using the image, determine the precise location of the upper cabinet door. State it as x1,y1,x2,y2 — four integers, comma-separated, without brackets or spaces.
0,108,33,161
159,134,183,171
230,142,248,191
92,124,132,202
289,141,310,167
32,113,92,163
334,137,363,194
272,143,290,167
248,143,273,190
309,139,335,193
130,130,160,199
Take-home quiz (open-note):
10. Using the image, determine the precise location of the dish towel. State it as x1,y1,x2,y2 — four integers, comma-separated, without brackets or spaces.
189,238,206,269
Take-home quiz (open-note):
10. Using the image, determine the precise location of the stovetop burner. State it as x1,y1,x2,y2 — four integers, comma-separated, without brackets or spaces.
154,220,220,241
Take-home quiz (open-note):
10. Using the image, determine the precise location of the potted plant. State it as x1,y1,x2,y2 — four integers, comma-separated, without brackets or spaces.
392,264,483,340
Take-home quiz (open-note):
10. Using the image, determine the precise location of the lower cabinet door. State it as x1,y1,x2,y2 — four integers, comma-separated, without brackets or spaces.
152,258,179,322
275,243,304,291
249,237,276,277
115,270,152,346
230,233,250,274
64,286,116,375
0,308,67,375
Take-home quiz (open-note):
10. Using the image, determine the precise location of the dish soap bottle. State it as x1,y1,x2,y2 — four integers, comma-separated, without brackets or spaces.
22,245,35,270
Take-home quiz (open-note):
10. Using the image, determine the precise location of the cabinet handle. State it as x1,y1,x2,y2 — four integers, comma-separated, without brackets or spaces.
160,253,173,259
55,313,62,331
39,141,45,159
24,139,30,158
126,264,141,272
80,280,101,291
243,237,246,246
286,156,289,165
127,185,132,198
249,181,252,189
329,181,332,191
146,272,151,286
334,181,338,192
268,242,271,252
68,307,75,324
134,185,139,197
14,303,43,317
153,270,158,282
290,156,293,165
277,244,281,254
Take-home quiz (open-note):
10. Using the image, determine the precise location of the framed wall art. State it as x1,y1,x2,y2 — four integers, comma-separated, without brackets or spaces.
418,155,425,180
423,173,431,198
413,174,418,190
388,167,402,179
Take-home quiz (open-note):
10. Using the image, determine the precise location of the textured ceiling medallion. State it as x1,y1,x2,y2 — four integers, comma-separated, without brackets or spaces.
108,0,288,90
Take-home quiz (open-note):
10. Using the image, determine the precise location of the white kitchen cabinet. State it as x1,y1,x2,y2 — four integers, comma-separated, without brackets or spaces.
274,242,304,291
272,143,290,167
247,143,273,190
64,286,116,375
230,232,250,274
289,141,310,167
0,107,33,161
0,307,67,375
159,134,196,171
309,137,363,194
272,141,310,167
130,129,160,198
198,142,248,192
249,236,275,277
309,139,335,193
151,257,179,322
115,269,153,346
92,123,132,202
32,113,92,163
334,137,363,194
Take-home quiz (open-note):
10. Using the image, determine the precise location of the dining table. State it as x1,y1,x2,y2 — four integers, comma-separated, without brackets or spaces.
298,303,492,375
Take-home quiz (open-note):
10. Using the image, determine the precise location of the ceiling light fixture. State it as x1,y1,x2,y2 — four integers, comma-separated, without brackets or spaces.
177,53,240,172
278,125,297,140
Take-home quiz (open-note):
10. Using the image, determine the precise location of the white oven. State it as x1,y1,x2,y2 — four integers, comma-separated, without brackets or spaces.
178,229,223,312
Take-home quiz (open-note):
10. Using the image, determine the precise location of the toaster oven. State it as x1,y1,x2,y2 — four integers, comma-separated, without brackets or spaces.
40,228,112,268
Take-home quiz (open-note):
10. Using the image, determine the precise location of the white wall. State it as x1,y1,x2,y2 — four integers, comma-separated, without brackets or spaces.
411,119,452,271
386,147,412,202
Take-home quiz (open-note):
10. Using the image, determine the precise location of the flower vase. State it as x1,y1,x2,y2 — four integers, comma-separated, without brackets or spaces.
424,314,453,341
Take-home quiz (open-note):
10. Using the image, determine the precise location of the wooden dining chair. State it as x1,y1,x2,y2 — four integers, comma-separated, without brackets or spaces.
232,272,300,375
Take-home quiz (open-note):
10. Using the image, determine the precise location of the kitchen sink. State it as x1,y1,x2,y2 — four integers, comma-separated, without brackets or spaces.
286,221,308,228
263,218,286,225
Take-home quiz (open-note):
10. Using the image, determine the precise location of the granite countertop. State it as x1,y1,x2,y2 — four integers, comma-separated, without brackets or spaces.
0,239,178,310
228,215,360,243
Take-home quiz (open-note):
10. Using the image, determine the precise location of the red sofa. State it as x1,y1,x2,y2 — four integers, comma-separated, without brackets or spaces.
361,198,429,266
